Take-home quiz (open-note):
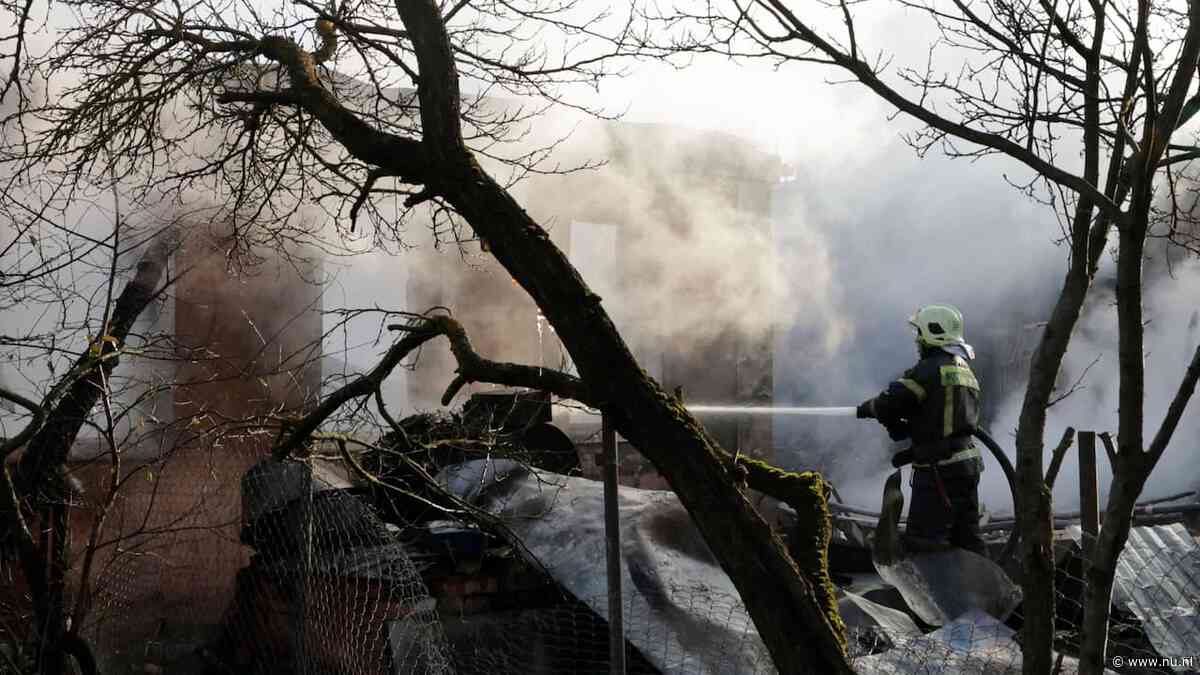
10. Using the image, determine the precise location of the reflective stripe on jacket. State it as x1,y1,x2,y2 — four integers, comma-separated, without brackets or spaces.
867,348,983,470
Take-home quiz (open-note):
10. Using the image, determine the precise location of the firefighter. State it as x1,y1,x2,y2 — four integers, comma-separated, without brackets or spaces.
856,304,986,556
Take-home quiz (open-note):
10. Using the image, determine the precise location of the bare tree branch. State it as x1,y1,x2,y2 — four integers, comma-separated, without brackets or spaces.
16,235,174,494
1043,426,1076,489
1146,343,1200,462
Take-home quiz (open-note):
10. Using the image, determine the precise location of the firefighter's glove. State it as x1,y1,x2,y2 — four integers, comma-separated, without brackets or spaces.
855,401,875,419
891,449,914,468
884,421,910,441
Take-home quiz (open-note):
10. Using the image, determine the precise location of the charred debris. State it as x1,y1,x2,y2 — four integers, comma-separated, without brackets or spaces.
208,389,1200,675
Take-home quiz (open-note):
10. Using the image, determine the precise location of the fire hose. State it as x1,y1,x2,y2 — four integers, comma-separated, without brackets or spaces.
686,405,1021,564
972,427,1020,564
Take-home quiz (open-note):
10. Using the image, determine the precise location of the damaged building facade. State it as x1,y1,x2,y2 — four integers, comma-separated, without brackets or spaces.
406,122,782,484
1,122,794,673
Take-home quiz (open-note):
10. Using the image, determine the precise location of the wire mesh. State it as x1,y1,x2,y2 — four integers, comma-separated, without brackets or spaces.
446,589,774,675
205,455,452,675
2,433,1198,675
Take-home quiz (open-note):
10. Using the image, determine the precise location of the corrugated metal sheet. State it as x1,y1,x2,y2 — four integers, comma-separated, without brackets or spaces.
1066,522,1200,660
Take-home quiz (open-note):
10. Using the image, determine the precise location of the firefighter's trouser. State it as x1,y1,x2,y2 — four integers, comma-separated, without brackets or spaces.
905,461,985,556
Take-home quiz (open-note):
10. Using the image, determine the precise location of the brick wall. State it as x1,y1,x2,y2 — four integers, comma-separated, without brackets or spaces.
56,438,267,661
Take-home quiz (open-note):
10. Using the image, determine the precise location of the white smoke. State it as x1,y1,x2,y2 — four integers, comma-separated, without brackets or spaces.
769,129,1068,511
989,259,1200,510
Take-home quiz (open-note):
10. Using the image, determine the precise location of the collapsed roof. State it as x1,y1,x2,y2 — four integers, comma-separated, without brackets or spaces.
439,459,777,674
438,459,1040,674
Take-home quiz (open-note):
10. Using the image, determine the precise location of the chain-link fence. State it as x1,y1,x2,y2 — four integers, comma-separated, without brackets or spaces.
1044,524,1199,675
446,589,773,675
2,435,1198,675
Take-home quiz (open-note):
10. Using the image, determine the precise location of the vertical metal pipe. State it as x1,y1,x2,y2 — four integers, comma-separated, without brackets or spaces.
294,464,312,675
1078,431,1100,562
601,413,625,675
37,504,69,675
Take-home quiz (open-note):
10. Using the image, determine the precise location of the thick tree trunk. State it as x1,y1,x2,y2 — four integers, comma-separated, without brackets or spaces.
1012,201,1120,674
1075,5,1200,669
1076,170,1151,675
1014,239,1092,675
1078,471,1143,675
248,0,848,667
1077,311,1200,675
390,4,852,669
35,503,71,675
1115,215,1147,470
1014,9,1111,665
440,164,851,673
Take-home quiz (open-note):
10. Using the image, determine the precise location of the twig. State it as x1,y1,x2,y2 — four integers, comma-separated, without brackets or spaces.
1044,426,1076,489
1098,431,1117,465
273,325,439,459
320,434,554,580
0,387,45,558
1147,343,1200,462
1046,356,1101,408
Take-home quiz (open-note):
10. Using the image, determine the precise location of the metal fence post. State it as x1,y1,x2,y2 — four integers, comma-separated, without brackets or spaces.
601,413,626,675
294,462,313,675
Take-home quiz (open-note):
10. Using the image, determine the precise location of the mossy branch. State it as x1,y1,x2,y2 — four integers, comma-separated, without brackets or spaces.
724,453,847,651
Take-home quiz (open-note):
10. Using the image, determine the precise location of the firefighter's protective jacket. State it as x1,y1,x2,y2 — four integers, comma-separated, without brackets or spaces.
865,349,984,470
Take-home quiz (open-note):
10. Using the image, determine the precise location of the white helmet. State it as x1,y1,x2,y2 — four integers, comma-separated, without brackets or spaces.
909,304,975,359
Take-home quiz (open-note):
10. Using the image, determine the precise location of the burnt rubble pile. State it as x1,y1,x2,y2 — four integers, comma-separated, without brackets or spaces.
194,388,1197,674
200,392,647,674
366,391,579,527
820,499,1200,674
